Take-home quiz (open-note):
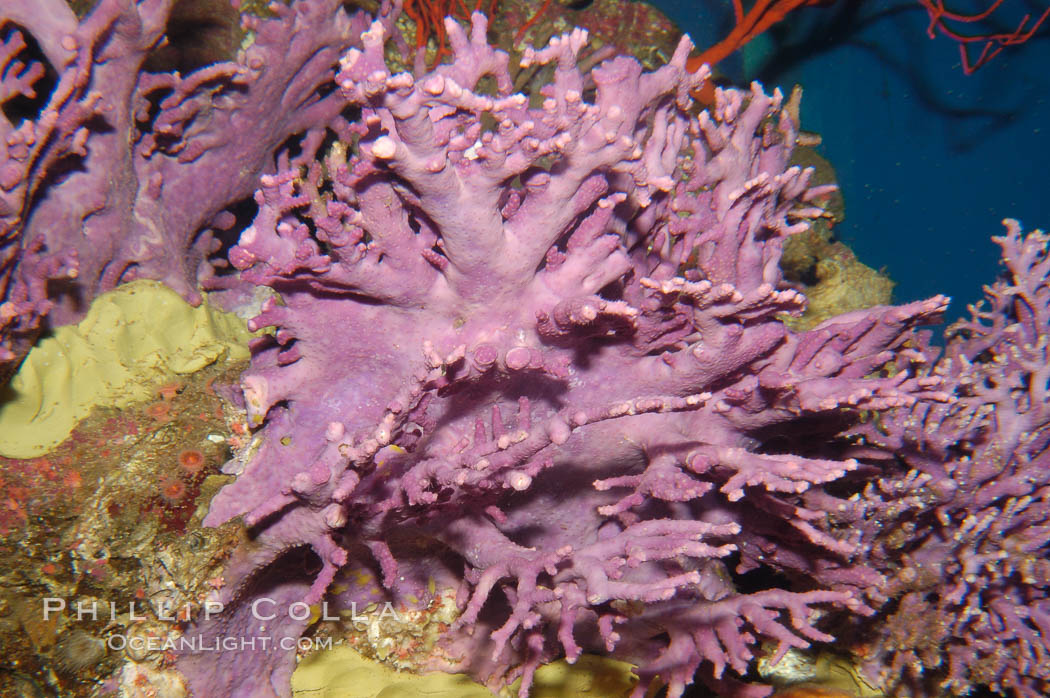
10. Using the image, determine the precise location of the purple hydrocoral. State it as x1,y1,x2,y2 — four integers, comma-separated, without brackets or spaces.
0,0,377,372
192,14,952,698
0,10,82,368
828,220,1050,697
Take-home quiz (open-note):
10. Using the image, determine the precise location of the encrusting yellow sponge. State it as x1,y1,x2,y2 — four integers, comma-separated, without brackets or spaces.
290,645,642,698
0,280,251,458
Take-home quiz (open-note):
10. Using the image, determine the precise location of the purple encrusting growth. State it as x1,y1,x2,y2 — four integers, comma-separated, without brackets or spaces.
190,15,954,698
0,0,376,370
825,221,1050,698
0,4,80,366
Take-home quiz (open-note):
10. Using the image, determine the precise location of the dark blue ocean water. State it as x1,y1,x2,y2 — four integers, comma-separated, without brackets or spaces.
652,0,1050,325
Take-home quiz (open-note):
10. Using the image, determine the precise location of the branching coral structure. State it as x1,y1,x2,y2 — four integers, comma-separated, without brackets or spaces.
183,14,956,698
829,221,1050,698
0,0,376,372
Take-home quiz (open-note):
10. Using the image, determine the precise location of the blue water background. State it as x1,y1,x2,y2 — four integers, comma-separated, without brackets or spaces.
651,0,1050,325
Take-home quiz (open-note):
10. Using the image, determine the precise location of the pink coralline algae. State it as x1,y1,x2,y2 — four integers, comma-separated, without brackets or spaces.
0,0,376,371
184,14,955,698
825,221,1050,698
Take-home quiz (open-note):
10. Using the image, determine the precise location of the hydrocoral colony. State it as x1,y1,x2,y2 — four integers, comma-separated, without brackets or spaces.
833,221,1050,698
0,0,373,369
192,9,953,698
0,1,1047,698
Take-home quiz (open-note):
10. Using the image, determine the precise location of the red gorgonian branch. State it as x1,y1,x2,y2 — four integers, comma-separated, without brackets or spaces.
685,0,1048,79
914,0,1047,74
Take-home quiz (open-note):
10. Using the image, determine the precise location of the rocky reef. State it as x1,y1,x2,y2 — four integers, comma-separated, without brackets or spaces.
1,2,1047,698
